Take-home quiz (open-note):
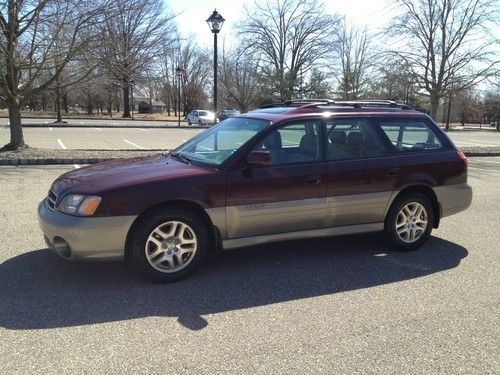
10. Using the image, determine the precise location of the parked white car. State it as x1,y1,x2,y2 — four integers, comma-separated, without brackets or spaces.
186,110,215,125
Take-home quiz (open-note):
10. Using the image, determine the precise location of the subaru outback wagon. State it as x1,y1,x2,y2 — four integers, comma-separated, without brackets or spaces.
38,100,472,282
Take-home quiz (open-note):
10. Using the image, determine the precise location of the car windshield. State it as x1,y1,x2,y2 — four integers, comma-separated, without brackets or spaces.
172,117,269,166
198,111,209,116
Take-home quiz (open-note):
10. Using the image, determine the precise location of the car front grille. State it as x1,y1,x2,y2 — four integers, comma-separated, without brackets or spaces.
47,189,57,210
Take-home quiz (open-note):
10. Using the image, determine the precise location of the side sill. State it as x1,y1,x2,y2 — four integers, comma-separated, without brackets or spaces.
222,222,384,250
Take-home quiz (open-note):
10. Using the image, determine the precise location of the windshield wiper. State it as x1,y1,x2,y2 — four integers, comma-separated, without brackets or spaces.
170,152,191,165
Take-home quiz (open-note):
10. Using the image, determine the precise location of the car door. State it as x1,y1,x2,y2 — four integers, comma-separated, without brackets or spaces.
325,117,399,227
226,120,327,239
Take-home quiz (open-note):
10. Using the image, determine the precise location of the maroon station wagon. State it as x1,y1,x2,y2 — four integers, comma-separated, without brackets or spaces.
38,100,472,282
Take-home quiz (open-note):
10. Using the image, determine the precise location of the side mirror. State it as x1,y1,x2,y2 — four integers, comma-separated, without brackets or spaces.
247,150,271,168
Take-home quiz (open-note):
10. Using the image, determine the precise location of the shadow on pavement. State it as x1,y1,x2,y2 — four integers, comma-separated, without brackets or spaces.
0,234,467,331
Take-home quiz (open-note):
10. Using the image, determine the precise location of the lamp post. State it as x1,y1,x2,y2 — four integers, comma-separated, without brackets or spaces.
206,9,225,119
176,66,184,127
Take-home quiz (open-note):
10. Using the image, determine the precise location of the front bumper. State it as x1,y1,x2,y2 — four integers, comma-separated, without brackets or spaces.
38,199,137,261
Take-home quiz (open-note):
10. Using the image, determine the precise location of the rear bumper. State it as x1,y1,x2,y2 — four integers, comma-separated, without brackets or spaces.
433,183,472,218
38,200,137,261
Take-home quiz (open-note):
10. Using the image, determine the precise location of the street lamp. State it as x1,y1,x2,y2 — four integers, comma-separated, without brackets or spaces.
206,9,225,118
175,66,184,127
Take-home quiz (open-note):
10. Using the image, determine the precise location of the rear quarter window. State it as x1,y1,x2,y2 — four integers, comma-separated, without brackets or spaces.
379,119,443,152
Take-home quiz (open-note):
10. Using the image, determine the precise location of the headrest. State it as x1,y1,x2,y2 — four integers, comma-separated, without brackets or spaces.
330,130,347,144
347,131,363,146
264,131,282,149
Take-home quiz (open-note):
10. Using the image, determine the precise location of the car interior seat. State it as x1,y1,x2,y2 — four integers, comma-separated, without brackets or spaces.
328,130,353,160
299,124,318,158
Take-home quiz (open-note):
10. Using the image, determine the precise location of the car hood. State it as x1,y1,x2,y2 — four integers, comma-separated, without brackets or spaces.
51,154,214,196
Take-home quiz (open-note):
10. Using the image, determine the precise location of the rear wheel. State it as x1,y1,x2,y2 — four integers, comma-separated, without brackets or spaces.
127,208,208,282
198,119,202,125
384,193,433,251
187,119,192,126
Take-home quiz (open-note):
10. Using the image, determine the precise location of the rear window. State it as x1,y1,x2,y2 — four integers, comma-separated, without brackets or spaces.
379,119,443,152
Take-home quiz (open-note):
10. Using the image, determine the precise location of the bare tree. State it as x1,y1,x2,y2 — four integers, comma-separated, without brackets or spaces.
333,19,375,100
0,0,109,150
238,0,340,100
178,39,210,114
99,0,176,118
386,0,499,119
367,59,421,105
219,48,262,112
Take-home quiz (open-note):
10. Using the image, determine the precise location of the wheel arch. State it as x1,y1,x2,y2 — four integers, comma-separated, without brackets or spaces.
125,199,222,261
386,185,441,228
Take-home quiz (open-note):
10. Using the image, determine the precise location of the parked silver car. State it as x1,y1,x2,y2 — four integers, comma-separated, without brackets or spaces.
186,110,215,125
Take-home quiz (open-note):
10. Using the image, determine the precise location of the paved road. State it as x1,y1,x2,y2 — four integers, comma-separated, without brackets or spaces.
1,125,500,150
0,159,498,374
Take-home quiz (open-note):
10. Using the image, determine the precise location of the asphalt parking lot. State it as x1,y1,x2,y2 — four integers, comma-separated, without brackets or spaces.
0,159,499,374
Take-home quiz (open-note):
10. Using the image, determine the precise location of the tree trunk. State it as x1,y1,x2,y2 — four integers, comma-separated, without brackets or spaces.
63,93,69,113
55,85,63,123
86,93,93,115
429,94,440,120
3,98,26,150
122,82,131,118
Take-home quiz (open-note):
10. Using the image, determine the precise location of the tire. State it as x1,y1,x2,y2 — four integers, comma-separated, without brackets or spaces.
198,120,202,125
127,207,209,282
187,119,192,126
384,193,434,251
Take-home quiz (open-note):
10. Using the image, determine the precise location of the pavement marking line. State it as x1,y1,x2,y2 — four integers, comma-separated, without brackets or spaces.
124,139,145,149
49,127,53,131
137,128,147,132
181,139,188,142
73,164,81,169
57,139,67,149
93,127,102,131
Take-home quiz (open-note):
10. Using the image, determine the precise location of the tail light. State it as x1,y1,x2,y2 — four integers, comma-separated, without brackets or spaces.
458,150,468,167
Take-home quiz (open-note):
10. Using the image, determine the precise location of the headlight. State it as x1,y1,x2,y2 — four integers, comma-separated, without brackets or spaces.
57,194,102,216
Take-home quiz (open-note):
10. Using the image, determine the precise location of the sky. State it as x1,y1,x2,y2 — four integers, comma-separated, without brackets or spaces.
166,0,398,49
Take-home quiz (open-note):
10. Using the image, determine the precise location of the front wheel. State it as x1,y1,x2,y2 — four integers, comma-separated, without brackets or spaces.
384,193,434,251
127,208,209,282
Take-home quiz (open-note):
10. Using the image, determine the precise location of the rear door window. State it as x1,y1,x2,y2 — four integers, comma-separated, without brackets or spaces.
379,119,443,152
326,118,387,160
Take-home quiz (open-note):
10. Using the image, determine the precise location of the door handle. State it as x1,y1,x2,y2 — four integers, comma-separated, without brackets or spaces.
387,168,400,177
305,175,321,185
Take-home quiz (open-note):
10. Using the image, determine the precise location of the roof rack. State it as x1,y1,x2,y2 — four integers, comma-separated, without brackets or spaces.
259,99,335,109
258,99,414,110
332,100,414,110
